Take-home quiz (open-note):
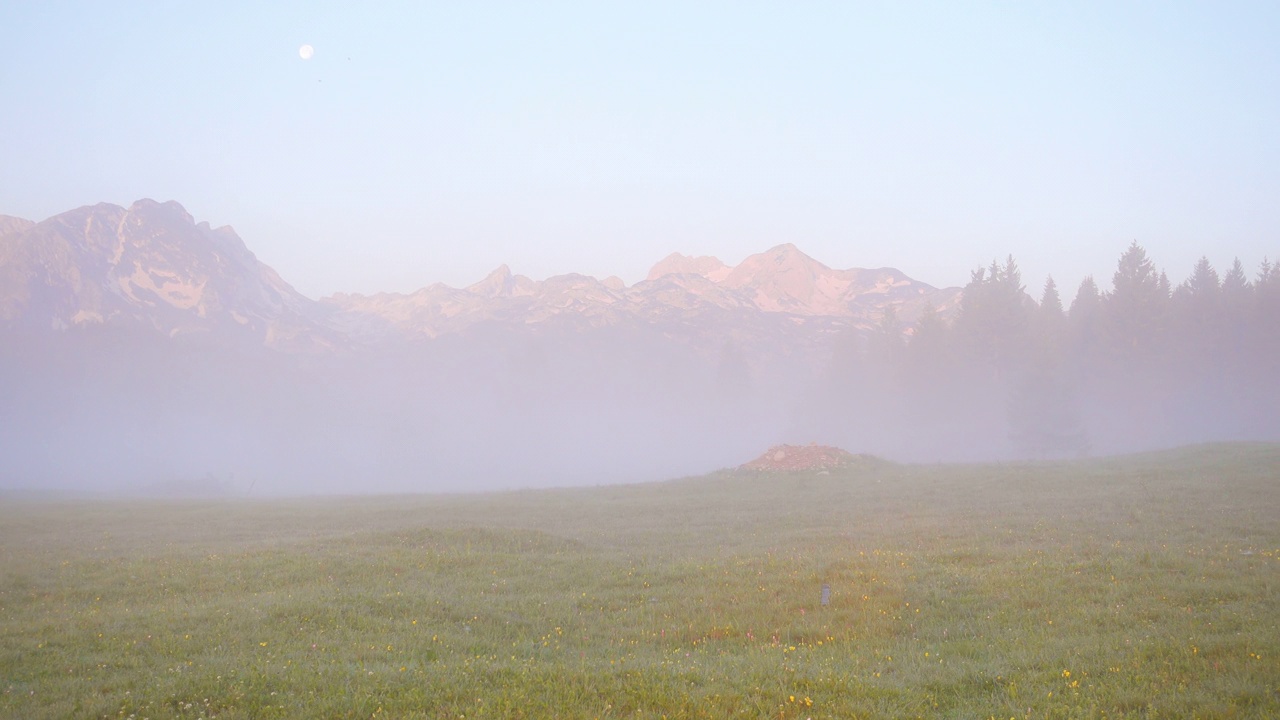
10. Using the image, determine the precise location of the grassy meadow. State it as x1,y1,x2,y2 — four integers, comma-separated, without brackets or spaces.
2,443,1278,719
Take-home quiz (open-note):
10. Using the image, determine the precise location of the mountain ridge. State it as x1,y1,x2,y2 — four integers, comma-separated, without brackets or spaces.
0,200,961,349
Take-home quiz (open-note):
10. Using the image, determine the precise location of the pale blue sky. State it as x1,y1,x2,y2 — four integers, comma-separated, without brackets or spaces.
2,2,1277,299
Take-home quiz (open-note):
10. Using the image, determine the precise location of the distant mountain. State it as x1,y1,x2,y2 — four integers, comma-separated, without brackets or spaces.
0,200,337,350
652,243,956,320
323,242,960,345
0,199,960,355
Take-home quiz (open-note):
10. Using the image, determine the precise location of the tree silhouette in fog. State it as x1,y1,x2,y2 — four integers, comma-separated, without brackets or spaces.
825,241,1278,460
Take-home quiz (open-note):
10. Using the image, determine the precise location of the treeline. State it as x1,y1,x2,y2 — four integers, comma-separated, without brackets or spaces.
807,243,1280,460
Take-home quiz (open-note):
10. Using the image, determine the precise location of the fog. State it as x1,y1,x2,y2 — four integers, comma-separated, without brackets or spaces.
2,246,1276,496
1,323,783,495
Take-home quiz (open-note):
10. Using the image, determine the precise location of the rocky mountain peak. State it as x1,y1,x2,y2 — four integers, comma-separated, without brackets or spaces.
721,244,850,314
0,200,332,349
646,252,731,283
468,264,515,297
128,198,195,226
725,243,828,283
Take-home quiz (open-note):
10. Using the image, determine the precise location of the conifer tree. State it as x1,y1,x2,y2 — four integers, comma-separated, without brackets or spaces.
1094,243,1173,447
953,256,1033,377
1218,257,1254,354
1104,241,1168,360
1172,256,1223,352
1007,274,1088,459
1036,276,1066,349
1069,276,1102,318
1221,258,1251,307
1163,257,1230,440
906,301,949,370
1066,276,1105,370
901,301,950,391
1255,257,1280,373
1040,276,1064,316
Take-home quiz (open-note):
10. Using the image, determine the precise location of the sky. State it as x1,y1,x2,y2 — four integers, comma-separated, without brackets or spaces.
2,2,1278,300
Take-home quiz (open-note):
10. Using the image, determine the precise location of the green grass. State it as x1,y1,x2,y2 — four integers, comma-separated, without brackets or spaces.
2,443,1279,719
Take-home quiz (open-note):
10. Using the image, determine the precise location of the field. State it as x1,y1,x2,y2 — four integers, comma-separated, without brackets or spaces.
2,444,1278,719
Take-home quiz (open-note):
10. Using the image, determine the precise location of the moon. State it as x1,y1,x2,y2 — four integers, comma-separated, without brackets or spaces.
299,44,314,60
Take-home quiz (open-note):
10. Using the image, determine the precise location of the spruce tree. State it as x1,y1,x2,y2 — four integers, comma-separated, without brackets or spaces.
1037,276,1066,348
1008,275,1087,459
1105,241,1168,360
1098,243,1171,448
1172,256,1223,352
953,256,1033,378
1221,258,1251,306
1067,276,1104,368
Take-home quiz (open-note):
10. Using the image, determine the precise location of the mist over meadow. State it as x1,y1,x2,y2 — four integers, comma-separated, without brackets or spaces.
3,235,1276,496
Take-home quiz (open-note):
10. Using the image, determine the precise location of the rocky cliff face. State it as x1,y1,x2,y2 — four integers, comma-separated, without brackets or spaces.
0,200,338,349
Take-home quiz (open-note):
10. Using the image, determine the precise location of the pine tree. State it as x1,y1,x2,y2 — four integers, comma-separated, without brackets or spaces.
1218,257,1253,355
1221,258,1251,307
1037,276,1066,348
1096,243,1172,448
953,256,1033,377
1254,257,1280,385
1067,276,1103,365
1171,256,1223,352
1041,276,1064,316
1005,277,1087,459
1104,241,1168,360
1258,257,1280,296
901,301,950,393
906,301,949,369
1259,259,1280,436
1069,276,1102,318
1178,256,1221,301
1256,255,1279,362
1209,258,1256,441
1164,257,1229,441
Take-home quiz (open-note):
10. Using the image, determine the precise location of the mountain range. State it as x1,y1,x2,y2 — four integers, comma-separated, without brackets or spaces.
0,199,960,353
0,199,967,494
